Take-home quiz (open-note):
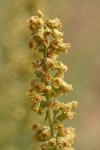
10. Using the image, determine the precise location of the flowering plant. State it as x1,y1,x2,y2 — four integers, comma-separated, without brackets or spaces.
27,10,78,150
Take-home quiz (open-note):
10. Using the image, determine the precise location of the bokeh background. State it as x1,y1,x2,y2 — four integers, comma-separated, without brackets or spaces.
0,0,100,150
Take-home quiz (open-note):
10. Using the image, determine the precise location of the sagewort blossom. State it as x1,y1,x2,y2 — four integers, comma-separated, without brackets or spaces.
27,10,78,150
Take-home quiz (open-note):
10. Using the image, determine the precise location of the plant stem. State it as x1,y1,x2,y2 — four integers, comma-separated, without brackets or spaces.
46,96,54,137
43,47,54,137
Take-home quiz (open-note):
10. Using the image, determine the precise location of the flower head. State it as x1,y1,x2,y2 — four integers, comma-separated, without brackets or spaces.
27,10,77,150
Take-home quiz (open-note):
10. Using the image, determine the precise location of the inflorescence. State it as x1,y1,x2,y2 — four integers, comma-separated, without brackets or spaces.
27,10,78,150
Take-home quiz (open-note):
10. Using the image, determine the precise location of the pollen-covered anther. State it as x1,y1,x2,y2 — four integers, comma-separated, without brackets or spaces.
38,107,44,115
48,138,57,146
53,77,62,86
27,91,32,96
34,33,44,42
34,82,44,91
43,73,52,82
66,43,71,48
67,112,75,120
46,18,62,28
45,58,57,69
58,127,68,137
35,126,50,141
58,62,68,72
32,60,40,68
28,39,35,48
30,16,43,26
50,38,61,49
60,102,77,120
47,50,58,59
61,82,73,93
71,101,78,109
31,93,41,104
57,137,69,148
27,15,44,32
41,144,48,150
48,100,62,109
44,28,52,36
53,29,63,37
43,86,52,94
32,123,41,131
59,43,68,52
37,10,44,18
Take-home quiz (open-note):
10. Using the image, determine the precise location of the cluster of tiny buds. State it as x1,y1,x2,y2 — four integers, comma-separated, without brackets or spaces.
27,10,78,150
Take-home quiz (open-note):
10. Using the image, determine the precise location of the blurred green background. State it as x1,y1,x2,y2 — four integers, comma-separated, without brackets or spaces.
0,0,100,150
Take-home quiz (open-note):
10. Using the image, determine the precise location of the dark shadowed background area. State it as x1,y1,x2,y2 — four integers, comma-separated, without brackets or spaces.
0,0,100,150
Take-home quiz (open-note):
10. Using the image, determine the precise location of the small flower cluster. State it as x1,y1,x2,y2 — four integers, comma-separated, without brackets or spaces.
27,10,78,150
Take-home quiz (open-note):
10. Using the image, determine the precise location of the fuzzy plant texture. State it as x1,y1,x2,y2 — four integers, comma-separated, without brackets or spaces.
27,10,78,150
